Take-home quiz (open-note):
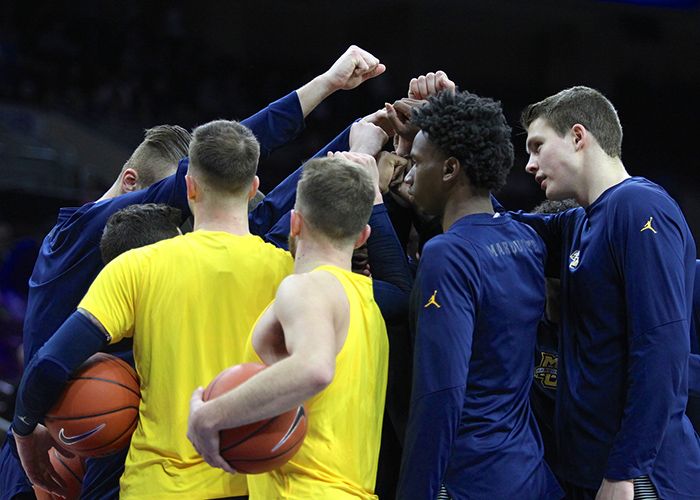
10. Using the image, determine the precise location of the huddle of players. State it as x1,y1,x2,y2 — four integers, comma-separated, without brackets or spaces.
3,44,700,500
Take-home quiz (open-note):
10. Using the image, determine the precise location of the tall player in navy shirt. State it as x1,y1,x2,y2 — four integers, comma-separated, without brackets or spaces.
395,90,562,500
0,45,386,500
518,86,700,500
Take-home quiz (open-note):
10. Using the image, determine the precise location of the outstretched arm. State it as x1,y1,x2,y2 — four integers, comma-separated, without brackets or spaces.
296,45,386,117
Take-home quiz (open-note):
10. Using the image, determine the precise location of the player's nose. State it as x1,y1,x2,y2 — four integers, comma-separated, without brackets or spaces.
525,155,538,176
404,165,416,185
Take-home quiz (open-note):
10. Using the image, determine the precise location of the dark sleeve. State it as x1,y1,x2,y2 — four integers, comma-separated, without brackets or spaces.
12,312,109,436
367,204,413,325
367,204,413,293
508,209,566,278
372,280,409,326
604,191,692,479
253,123,353,243
240,91,305,159
383,192,414,252
397,237,478,499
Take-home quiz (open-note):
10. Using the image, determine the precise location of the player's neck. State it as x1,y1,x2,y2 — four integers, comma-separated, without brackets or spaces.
97,180,122,202
578,154,629,206
192,201,250,235
293,238,352,274
442,189,493,232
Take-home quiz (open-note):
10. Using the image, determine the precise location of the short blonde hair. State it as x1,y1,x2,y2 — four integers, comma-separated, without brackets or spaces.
296,158,374,245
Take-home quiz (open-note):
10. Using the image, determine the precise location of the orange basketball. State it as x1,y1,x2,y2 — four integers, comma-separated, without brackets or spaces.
33,447,85,500
203,363,307,474
45,353,140,457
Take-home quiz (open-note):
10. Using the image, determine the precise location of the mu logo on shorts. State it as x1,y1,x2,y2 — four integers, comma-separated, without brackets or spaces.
534,352,557,390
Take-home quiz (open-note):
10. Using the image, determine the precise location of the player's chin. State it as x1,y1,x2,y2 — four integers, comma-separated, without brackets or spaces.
544,184,565,201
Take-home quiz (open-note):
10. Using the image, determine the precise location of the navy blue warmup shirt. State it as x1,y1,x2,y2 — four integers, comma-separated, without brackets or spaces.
397,212,562,500
512,177,700,498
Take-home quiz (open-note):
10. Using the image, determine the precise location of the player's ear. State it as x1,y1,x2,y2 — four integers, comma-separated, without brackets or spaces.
354,224,371,249
290,209,302,238
442,157,460,183
120,168,139,193
571,124,587,151
247,176,260,201
185,174,198,201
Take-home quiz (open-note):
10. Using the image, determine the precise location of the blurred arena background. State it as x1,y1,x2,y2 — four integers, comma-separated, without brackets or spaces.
1,0,699,425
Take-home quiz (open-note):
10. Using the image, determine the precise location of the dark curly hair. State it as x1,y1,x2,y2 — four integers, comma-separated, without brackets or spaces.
411,90,513,192
531,198,580,214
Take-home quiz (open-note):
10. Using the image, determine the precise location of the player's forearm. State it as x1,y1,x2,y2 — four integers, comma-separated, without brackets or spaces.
605,320,688,479
397,388,462,499
296,74,338,118
195,353,332,433
240,91,305,159
13,312,108,435
367,204,413,292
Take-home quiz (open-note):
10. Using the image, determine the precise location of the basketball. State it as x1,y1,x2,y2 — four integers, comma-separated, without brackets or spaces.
203,363,307,474
32,447,85,500
45,353,140,457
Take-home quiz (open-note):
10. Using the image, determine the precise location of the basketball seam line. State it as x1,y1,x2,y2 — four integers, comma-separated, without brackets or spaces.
87,354,138,386
220,417,278,454
230,432,305,471
68,376,140,398
54,451,83,484
46,406,139,421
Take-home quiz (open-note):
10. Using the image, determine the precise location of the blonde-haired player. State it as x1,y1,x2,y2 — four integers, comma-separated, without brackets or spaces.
188,155,389,499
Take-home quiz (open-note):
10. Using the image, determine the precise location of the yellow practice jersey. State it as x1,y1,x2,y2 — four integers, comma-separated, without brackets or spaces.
247,264,389,499
79,231,293,499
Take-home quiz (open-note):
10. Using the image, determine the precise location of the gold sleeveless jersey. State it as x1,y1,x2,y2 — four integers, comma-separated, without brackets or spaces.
247,265,389,499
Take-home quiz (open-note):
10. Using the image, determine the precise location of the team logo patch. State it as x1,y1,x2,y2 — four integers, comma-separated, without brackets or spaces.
568,249,580,270
534,352,558,390
424,290,441,309
58,424,106,445
640,216,657,234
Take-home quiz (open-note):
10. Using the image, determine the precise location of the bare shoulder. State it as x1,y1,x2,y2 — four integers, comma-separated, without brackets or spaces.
274,271,347,318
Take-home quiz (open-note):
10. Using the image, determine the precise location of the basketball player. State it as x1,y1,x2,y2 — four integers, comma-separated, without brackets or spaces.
2,44,386,499
516,86,700,499
13,119,293,499
100,203,182,264
188,155,388,499
395,90,562,499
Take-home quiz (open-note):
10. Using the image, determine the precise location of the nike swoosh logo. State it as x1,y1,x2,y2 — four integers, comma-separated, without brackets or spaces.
271,406,305,453
58,424,106,445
